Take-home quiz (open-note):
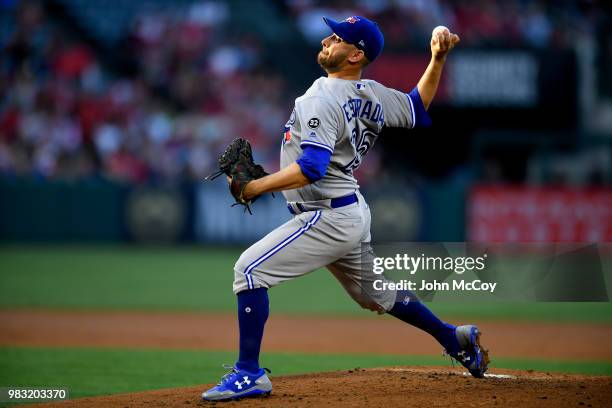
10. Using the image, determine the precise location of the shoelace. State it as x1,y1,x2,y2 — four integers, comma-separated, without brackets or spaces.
442,349,457,368
218,364,238,385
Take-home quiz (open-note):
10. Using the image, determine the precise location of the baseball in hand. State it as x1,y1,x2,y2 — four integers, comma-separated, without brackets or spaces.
432,25,450,36
430,25,459,57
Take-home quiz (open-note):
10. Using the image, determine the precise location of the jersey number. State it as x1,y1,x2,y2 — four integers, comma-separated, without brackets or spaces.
342,126,377,173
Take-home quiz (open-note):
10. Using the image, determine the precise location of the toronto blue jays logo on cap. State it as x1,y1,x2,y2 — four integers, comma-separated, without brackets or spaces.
323,15,385,61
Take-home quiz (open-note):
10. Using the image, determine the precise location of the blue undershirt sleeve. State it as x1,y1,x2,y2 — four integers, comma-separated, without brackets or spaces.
407,87,432,128
295,144,332,182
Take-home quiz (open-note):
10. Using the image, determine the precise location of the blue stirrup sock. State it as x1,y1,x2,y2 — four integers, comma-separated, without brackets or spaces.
388,291,460,352
235,288,269,373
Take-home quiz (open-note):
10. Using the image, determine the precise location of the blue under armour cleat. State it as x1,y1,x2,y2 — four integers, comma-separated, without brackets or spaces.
447,325,490,378
201,364,272,401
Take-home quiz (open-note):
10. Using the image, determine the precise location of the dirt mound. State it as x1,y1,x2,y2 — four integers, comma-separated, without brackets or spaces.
36,367,612,408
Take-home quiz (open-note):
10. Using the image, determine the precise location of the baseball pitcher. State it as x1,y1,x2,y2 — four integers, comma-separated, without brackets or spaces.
203,16,489,401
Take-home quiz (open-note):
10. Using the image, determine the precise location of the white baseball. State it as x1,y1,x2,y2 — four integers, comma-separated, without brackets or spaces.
432,25,449,36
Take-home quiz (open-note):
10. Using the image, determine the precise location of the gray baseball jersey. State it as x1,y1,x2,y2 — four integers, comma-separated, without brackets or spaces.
281,77,416,202
233,77,419,312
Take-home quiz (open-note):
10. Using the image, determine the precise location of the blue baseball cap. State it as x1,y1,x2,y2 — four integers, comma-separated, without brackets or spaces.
322,16,384,62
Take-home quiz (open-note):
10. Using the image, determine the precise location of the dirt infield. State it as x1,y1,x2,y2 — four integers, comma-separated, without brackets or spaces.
33,367,612,408
2,309,612,360
3,309,612,407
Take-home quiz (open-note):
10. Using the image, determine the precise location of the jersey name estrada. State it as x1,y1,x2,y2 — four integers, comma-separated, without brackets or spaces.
281,76,416,202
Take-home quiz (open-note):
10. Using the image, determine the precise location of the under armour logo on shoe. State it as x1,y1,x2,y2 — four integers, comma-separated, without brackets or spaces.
456,350,471,363
235,376,251,389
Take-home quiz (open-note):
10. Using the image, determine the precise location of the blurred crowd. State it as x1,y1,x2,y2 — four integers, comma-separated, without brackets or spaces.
289,0,600,49
0,1,288,183
0,0,605,184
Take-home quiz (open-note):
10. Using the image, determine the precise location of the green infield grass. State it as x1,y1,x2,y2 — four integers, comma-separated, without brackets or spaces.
0,347,611,400
0,245,610,322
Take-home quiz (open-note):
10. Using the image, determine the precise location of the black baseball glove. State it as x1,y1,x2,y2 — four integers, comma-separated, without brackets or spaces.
205,138,270,214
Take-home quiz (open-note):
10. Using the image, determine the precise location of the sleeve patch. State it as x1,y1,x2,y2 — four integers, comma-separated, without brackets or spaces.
307,117,320,129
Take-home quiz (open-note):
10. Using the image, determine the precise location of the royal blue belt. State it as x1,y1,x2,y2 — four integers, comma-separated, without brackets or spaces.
330,192,358,208
287,193,358,215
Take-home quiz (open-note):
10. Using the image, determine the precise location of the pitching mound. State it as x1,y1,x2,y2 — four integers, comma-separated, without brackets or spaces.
37,367,612,408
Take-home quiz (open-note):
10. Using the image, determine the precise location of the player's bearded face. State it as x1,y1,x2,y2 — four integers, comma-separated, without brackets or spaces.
318,35,351,71
318,48,345,70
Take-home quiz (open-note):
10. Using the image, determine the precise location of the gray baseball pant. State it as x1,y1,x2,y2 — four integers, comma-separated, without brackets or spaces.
233,192,396,312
